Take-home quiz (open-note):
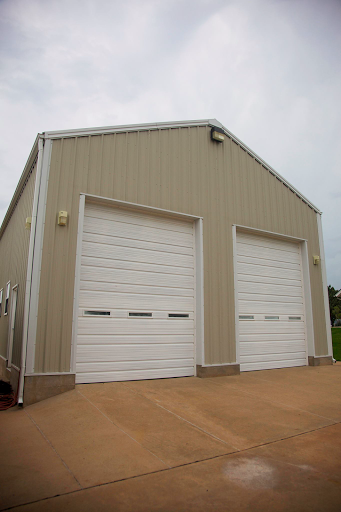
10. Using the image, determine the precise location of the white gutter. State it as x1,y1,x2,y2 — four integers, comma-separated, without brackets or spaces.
18,136,45,405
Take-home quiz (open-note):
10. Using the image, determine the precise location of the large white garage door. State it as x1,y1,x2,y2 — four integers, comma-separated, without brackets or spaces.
236,232,307,371
76,203,195,384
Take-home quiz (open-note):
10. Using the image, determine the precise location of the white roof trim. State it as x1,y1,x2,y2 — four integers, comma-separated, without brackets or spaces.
42,118,320,213
43,119,215,139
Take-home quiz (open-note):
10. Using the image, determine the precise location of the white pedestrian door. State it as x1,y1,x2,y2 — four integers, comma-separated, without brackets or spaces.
76,203,196,384
236,232,307,371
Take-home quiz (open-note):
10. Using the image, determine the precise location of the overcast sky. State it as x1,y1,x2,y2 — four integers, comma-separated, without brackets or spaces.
0,0,340,288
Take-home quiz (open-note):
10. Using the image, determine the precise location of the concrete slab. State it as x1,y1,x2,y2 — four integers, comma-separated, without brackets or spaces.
26,389,166,488
77,382,234,466
124,374,335,450
9,426,341,511
206,365,341,421
1,365,341,511
0,407,79,511
249,423,341,483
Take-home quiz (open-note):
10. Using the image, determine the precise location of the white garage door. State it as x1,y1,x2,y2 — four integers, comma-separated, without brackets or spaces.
236,232,307,371
76,203,195,384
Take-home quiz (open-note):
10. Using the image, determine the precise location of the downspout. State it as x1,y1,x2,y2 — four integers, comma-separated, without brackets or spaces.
18,135,45,405
316,212,333,359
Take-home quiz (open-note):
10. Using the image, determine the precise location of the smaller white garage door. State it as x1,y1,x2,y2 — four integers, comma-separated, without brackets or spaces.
236,232,307,371
76,203,195,384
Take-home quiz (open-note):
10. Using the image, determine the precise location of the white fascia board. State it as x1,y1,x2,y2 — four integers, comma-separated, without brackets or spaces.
43,117,320,214
43,119,215,139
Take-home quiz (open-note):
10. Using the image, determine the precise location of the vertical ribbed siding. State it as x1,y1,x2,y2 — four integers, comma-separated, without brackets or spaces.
0,161,37,367
34,126,327,372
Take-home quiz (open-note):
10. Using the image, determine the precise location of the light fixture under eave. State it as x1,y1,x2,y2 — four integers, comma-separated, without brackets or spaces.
211,126,225,143
313,255,320,265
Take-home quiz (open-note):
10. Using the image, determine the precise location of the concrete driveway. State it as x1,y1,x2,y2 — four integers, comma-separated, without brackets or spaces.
1,364,341,511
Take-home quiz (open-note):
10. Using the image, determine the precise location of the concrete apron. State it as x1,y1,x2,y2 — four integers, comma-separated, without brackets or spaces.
1,363,341,511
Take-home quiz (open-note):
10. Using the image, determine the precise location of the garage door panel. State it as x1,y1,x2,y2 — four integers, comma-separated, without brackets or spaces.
238,300,305,315
241,359,307,372
237,254,301,270
81,256,194,276
237,233,300,253
238,292,303,304
238,274,302,288
80,265,194,289
78,317,194,335
83,217,193,247
240,333,305,343
77,343,194,363
78,334,194,345
240,352,307,364
238,281,303,297
83,231,194,256
77,358,195,374
237,262,302,281
85,205,194,234
76,366,195,384
82,241,194,268
239,321,305,335
80,280,194,297
237,245,300,265
240,341,306,356
78,290,194,311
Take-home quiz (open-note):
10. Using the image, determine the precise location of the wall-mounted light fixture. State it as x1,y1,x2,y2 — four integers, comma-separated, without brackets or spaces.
25,217,32,230
58,211,68,226
313,255,320,265
211,126,225,143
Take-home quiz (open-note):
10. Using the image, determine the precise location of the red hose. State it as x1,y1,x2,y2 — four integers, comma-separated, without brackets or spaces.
0,377,19,411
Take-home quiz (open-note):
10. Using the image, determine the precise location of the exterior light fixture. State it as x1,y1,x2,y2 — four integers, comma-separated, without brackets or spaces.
211,126,225,143
58,211,68,226
313,255,320,265
25,217,32,230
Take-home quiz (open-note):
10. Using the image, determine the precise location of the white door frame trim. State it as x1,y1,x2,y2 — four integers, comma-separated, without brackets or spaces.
232,224,315,366
6,284,18,368
70,193,205,375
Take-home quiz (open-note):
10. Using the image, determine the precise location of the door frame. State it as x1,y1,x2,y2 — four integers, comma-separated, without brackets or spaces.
7,284,19,368
70,193,205,376
232,224,315,367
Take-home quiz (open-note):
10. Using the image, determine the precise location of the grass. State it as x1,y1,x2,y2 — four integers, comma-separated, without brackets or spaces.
332,327,341,361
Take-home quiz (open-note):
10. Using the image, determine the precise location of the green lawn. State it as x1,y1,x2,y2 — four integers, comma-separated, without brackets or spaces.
332,327,341,361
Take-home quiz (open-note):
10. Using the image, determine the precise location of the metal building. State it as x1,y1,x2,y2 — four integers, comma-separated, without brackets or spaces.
0,119,333,406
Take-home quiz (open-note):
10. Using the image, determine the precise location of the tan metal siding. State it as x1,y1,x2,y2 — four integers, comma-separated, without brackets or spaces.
35,127,328,372
0,161,37,367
